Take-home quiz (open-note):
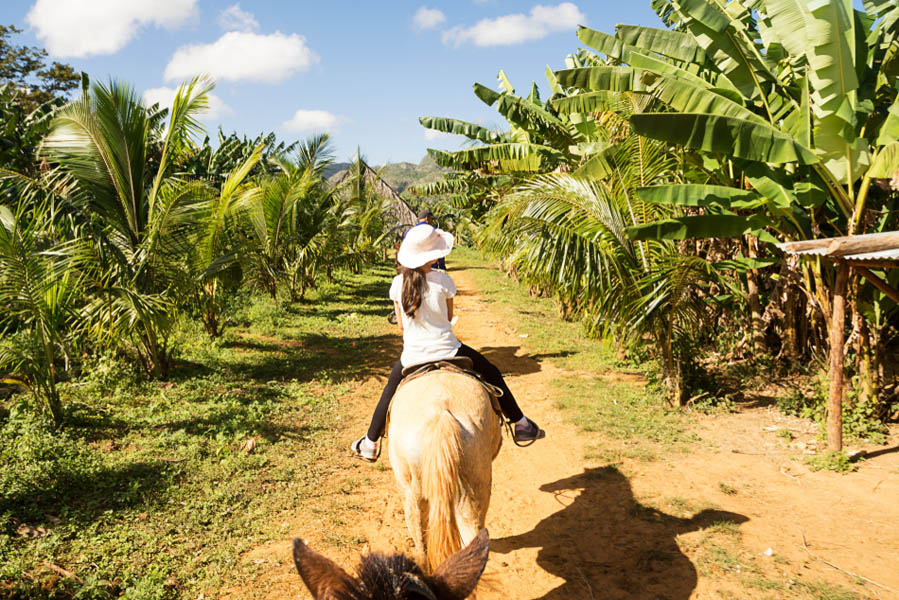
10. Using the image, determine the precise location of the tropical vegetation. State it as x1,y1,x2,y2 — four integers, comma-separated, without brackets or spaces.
419,0,899,430
0,70,398,426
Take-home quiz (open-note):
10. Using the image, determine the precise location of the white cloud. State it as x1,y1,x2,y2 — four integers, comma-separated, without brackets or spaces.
164,31,318,84
442,2,584,47
143,86,233,120
25,0,197,58
412,6,446,31
282,109,344,133
25,0,198,58
217,4,259,32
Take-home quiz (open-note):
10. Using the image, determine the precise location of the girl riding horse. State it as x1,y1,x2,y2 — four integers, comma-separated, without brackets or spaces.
352,224,544,461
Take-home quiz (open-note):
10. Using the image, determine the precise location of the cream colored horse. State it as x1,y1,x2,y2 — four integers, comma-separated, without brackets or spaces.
387,367,502,572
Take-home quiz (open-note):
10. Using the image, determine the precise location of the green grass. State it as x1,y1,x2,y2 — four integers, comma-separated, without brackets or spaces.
0,264,398,599
453,247,697,460
452,247,619,373
553,377,694,446
801,581,867,600
718,482,738,495
804,451,858,473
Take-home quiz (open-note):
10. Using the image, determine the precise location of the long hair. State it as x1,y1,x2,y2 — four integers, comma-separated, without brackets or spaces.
399,266,428,318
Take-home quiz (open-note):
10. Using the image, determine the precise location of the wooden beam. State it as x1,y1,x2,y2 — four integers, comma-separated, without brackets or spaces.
780,231,899,257
825,231,899,257
828,262,850,453
843,260,899,270
855,267,899,305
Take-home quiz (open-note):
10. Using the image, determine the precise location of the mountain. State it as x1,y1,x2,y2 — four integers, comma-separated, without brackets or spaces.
322,162,352,179
324,155,447,195
375,155,447,194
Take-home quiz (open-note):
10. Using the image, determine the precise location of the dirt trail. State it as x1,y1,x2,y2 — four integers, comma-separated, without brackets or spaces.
223,264,899,600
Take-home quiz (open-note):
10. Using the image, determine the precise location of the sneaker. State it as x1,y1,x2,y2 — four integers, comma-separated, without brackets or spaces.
513,418,545,443
350,436,378,462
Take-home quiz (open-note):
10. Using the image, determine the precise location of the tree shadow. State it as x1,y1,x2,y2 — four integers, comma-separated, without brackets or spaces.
492,467,748,599
1,459,174,530
476,345,543,376
219,332,402,384
863,444,899,460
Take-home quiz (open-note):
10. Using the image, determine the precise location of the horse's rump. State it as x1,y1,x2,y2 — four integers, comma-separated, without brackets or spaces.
387,369,502,572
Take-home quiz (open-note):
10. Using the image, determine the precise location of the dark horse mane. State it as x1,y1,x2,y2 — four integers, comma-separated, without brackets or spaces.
292,529,489,600
349,552,435,599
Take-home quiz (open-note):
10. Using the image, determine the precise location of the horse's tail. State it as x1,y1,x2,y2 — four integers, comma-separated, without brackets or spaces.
420,408,464,572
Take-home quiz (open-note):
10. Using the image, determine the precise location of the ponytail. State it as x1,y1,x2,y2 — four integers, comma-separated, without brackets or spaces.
399,266,428,318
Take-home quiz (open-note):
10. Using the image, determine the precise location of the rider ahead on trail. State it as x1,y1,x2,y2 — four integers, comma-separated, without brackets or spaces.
351,224,544,462
407,209,445,270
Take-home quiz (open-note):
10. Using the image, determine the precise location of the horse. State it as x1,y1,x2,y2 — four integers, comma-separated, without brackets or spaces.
386,361,503,572
292,528,489,600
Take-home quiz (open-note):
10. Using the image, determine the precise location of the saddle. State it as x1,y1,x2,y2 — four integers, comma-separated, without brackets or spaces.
385,357,504,436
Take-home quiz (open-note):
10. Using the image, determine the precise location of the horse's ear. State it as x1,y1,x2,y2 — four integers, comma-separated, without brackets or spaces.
292,538,356,599
428,529,489,599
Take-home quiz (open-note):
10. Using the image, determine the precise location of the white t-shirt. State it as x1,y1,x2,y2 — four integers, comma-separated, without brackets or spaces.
389,270,461,367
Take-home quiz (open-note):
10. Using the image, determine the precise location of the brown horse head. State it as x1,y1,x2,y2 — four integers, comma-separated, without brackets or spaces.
292,529,489,600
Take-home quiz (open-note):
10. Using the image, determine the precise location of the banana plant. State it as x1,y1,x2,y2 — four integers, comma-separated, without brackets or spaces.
556,1,899,243
553,0,899,412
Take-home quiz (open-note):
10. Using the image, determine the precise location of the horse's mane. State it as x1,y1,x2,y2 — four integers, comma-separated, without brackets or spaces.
293,529,489,600
355,552,432,599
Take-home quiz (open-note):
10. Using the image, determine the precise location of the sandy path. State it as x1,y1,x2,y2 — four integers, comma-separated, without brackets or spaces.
222,263,899,600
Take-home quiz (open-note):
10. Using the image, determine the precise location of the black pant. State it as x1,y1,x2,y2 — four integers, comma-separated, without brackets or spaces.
365,343,524,440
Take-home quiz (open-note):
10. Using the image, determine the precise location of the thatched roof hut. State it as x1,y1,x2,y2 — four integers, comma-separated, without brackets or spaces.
329,163,417,229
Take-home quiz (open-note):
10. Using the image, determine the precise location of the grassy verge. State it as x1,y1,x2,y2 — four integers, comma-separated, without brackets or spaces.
452,247,693,462
453,249,872,600
0,263,397,599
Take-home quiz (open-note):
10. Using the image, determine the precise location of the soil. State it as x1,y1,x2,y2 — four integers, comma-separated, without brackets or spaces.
221,263,899,600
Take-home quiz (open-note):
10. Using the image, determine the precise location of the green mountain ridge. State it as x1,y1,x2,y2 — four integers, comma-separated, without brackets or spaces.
324,155,447,195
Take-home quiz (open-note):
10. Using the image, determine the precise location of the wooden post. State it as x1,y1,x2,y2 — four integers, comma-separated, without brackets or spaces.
828,262,850,452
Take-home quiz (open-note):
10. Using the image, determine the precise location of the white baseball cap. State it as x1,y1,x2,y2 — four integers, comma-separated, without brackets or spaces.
397,224,454,269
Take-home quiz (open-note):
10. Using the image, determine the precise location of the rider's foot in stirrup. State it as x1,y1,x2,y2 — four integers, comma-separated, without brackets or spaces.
351,436,378,462
513,417,545,443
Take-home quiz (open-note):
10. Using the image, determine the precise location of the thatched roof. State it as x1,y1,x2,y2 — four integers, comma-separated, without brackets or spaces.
329,164,417,229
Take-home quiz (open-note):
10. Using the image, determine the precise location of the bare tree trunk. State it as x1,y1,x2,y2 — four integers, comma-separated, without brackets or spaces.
781,284,799,361
828,262,850,452
745,236,765,355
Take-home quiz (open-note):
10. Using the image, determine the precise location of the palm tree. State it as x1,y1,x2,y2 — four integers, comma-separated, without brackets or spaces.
39,75,214,376
478,95,715,402
0,202,84,425
187,145,263,336
241,135,339,301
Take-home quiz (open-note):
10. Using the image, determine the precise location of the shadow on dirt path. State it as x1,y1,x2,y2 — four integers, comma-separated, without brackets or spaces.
492,467,747,599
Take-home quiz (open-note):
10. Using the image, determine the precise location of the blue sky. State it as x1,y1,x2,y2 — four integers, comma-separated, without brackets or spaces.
3,1,663,165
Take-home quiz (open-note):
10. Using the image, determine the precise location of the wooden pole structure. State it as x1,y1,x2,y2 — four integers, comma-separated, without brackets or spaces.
828,262,850,452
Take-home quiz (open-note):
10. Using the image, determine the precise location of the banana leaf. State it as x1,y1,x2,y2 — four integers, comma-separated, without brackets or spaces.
866,141,899,177
876,98,899,145
627,213,777,241
494,94,575,151
428,143,562,173
473,83,501,107
574,144,621,179
805,0,858,113
552,91,629,114
419,117,504,143
556,66,766,124
614,25,706,64
555,66,659,93
636,184,765,209
714,256,780,272
629,112,819,164
758,0,811,60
